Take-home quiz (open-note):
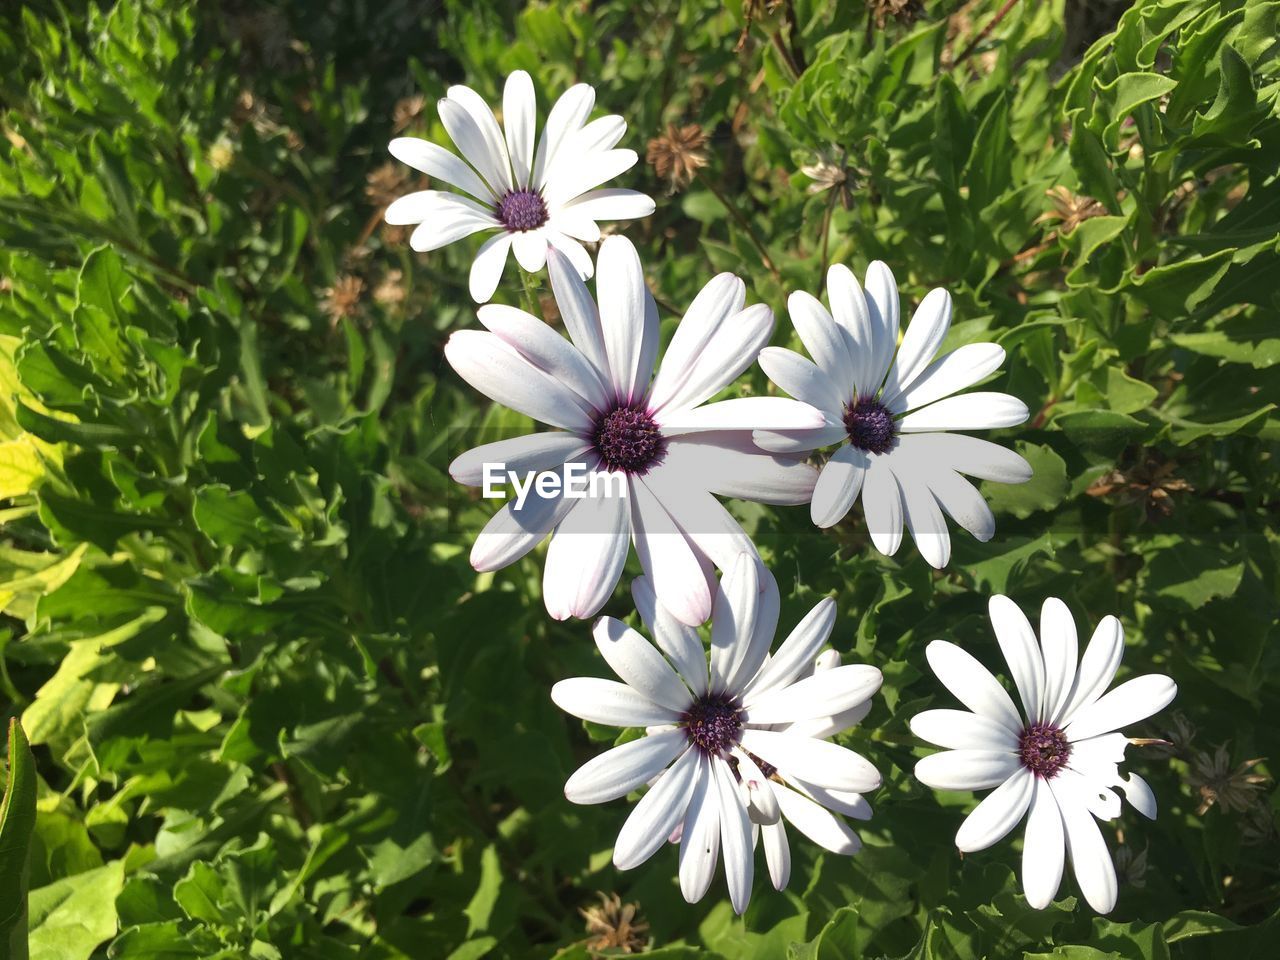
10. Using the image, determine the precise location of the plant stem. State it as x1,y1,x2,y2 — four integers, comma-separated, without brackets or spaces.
817,190,837,294
950,0,1022,70
518,266,541,318
696,171,782,281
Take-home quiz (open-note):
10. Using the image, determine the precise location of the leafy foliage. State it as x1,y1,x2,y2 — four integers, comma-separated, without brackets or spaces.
0,0,1277,957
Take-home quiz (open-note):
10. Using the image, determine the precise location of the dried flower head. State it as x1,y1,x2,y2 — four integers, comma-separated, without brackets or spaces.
646,123,709,193
1086,456,1192,520
373,269,406,307
1037,186,1108,237
868,0,924,29
1240,802,1278,846
392,94,426,133
1112,844,1150,889
799,149,860,209
1188,744,1269,816
366,161,412,211
320,275,365,327
580,893,649,954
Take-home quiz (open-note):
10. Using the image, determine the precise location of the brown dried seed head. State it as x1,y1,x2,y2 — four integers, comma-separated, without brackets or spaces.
647,123,709,193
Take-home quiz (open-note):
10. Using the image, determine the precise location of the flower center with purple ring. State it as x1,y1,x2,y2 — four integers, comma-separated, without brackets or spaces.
592,404,666,474
843,396,897,454
682,694,743,757
1019,722,1071,779
496,188,548,232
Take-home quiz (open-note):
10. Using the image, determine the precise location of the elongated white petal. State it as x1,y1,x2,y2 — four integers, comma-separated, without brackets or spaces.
811,445,870,529
888,343,1007,415
774,784,861,854
863,261,900,395
597,235,658,405
1064,675,1177,742
388,137,495,202
648,273,751,409
881,288,951,402
955,766,1034,852
533,83,595,188
753,422,847,454
469,232,514,303
385,187,494,227
630,476,712,626
743,665,882,725
788,778,873,820
551,677,681,727
708,553,764,694
439,93,512,196
449,432,588,486
511,229,549,272
1059,616,1125,723
469,466,579,571
1052,779,1118,913
989,595,1044,724
562,187,655,223
544,148,639,207
542,490,629,620
914,749,1021,791
788,291,855,395
925,468,996,542
862,455,903,556
1039,598,1079,725
1122,773,1157,819
1022,776,1066,909
743,597,836,698
502,70,536,186
547,247,608,372
909,709,1020,752
896,432,1032,482
613,746,699,870
734,749,780,825
713,757,754,915
659,434,818,506
652,302,775,416
658,397,823,435
565,728,687,804
632,576,708,696
758,346,844,414
444,330,595,432
545,230,594,279
568,114,627,153
826,263,877,395
679,754,720,903
898,392,1029,433
896,466,952,569
739,729,881,793
478,304,610,411
925,640,1024,735
593,617,693,713
762,820,791,891
785,699,873,740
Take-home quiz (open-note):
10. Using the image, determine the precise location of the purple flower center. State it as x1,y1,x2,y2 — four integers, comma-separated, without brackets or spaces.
682,694,743,757
1019,722,1071,779
843,396,897,454
497,188,548,232
592,404,666,474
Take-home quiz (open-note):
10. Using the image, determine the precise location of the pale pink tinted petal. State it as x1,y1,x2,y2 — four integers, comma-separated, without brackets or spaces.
955,766,1034,853
678,755,720,903
631,576,708,696
449,432,587,486
631,476,712,626
543,488,629,620
469,473,577,571
478,304,610,410
564,728,686,804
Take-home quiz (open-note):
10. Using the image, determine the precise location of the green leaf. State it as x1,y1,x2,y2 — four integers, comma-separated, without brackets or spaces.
984,442,1068,518
28,861,126,960
0,720,37,960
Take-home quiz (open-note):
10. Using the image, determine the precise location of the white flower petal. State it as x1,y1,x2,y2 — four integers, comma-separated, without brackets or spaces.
439,91,513,195
659,434,819,506
1065,675,1177,742
593,617,693,713
468,462,580,571
511,228,550,272
914,749,1021,791
544,148,640,207
545,230,595,279
564,728,687,804
774,784,861,854
1052,779,1118,914
955,766,1034,853
638,481,758,578
758,346,844,414
862,455,903,556
896,467,952,569
570,115,628,154
1059,616,1125,723
881,288,951,403
925,639,1024,735
989,595,1044,724
709,553,761,693
734,749,780,825
652,301,775,415
387,137,495,203
1121,772,1157,819
468,232,514,303
924,468,996,543
613,745,699,870
762,820,791,891
1022,776,1066,909
597,235,659,405
785,699,873,740
502,70,536,186
788,778,873,820
547,247,608,372
888,343,1007,415
632,576,708,696
385,186,493,227
630,476,712,626
743,597,836,698
449,432,588,486
810,444,870,529
787,291,855,395
826,263,877,394
895,432,1032,482
477,304,610,410
1039,598,1079,725
739,729,881,794
909,709,1020,751
444,330,595,432
551,677,682,727
549,207,602,243
863,261,900,394
713,757,754,915
742,665,882,725
562,187,655,223
898,392,1029,433
657,397,823,435
533,83,595,188
648,274,747,408
678,754,720,903
753,422,848,454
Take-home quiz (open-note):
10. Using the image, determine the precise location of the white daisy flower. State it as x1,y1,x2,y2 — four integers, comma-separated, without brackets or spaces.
910,595,1177,914
752,261,1033,568
552,554,883,913
384,70,655,302
446,236,820,627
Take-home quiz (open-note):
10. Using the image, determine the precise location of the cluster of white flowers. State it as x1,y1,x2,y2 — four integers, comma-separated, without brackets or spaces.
386,72,1176,915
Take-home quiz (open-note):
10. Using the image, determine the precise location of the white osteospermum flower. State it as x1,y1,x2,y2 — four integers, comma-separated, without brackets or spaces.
446,236,821,626
552,554,883,913
753,262,1033,568
384,70,655,302
910,596,1177,914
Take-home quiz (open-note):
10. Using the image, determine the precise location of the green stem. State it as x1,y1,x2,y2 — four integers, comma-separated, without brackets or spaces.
697,171,782,281
518,267,541,318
